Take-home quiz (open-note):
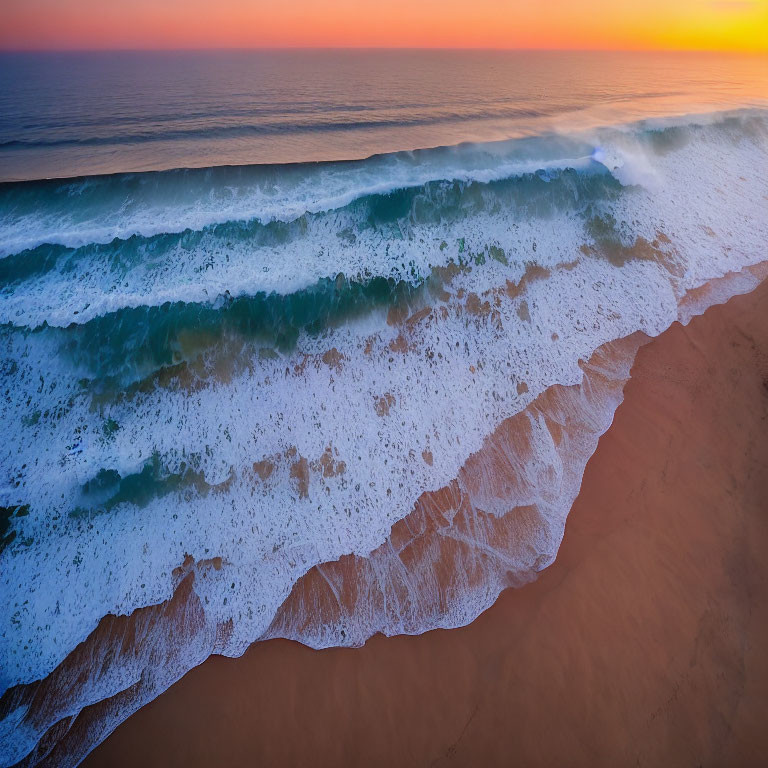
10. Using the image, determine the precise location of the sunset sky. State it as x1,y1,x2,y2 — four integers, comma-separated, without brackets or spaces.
2,0,767,52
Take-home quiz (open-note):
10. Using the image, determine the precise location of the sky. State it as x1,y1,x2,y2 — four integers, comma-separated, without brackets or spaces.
1,0,767,52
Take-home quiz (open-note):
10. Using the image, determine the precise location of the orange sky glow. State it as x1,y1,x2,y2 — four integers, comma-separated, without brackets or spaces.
2,0,767,52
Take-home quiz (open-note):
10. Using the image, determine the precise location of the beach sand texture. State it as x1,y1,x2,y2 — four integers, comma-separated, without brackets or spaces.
80,274,768,768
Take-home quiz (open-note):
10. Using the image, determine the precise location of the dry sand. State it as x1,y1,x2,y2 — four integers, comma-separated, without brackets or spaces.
84,279,768,768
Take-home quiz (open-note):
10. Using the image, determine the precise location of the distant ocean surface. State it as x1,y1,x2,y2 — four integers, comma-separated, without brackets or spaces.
0,50,766,180
1,51,768,767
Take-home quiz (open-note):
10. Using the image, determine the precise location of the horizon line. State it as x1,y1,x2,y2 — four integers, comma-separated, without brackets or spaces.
1,45,766,54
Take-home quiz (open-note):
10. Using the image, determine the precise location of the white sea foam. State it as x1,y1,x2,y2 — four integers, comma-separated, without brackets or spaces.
0,148,594,259
0,107,761,260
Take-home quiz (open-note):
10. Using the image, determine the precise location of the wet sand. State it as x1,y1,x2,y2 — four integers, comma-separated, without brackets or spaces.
85,279,768,768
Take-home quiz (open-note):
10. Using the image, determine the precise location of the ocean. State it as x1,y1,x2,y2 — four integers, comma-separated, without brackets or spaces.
1,50,767,180
1,50,767,767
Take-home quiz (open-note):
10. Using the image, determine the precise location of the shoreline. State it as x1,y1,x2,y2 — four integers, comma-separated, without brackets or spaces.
82,276,768,767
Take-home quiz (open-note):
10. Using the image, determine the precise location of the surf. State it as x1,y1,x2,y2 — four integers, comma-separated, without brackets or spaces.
1,107,767,768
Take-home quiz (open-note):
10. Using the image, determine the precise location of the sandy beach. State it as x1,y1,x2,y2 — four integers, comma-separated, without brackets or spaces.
79,277,768,768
